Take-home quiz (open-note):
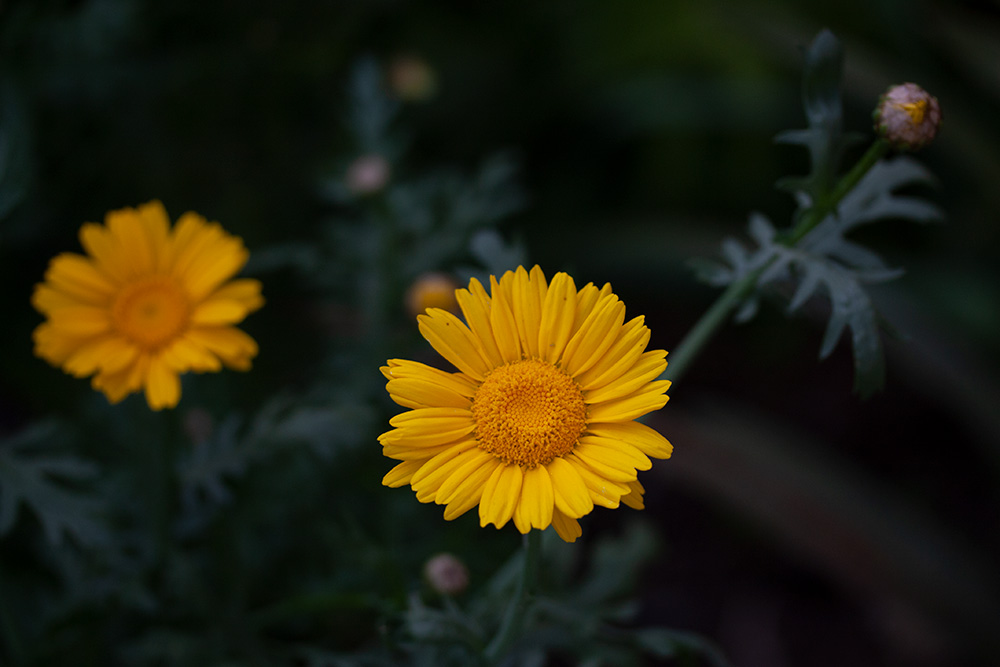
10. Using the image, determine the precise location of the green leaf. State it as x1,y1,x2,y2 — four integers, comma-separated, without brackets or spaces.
0,422,108,547
774,29,856,206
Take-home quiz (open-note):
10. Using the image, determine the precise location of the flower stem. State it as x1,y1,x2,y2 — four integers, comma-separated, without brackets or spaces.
783,138,889,246
483,530,542,663
662,138,889,387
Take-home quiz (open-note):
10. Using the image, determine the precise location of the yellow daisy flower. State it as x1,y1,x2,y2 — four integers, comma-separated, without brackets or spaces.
32,201,264,410
380,265,672,542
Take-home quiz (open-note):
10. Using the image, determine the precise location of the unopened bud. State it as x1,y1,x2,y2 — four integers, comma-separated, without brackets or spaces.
423,552,469,596
345,154,391,195
388,55,438,102
406,272,459,317
873,83,941,151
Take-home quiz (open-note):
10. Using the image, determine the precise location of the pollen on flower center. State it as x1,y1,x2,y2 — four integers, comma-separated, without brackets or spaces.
895,99,928,125
472,358,587,468
112,277,191,349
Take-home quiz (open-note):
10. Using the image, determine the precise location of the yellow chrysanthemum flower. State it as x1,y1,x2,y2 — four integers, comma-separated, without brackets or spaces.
380,265,672,542
32,201,264,410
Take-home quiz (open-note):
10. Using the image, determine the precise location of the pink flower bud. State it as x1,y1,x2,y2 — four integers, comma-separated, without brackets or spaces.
423,552,469,596
345,154,391,195
873,83,941,151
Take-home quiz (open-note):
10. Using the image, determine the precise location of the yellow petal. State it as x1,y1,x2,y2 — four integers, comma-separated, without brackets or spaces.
42,253,117,305
585,350,666,404
575,316,649,391
567,448,637,483
511,266,542,359
577,435,652,471
382,441,472,461
160,336,223,373
538,272,577,364
442,456,499,520
381,359,478,397
183,327,258,370
418,309,491,381
547,457,593,518
388,406,473,426
386,377,472,409
144,355,181,410
79,222,128,283
518,465,554,530
621,479,645,510
191,298,252,326
105,207,157,278
550,508,582,543
63,336,136,378
562,295,625,378
31,284,88,314
382,459,425,488
209,278,264,312
586,421,673,459
47,306,112,336
436,449,495,504
379,423,475,449
409,440,480,499
136,201,172,272
565,455,629,507
586,381,669,422
489,274,522,363
479,464,522,529
454,279,504,368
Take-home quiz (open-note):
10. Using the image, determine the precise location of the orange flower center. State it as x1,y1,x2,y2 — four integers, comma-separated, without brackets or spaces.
112,277,191,349
472,359,587,468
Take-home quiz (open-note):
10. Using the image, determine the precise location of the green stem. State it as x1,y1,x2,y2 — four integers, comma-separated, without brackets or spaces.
483,531,542,663
0,567,25,665
784,138,889,246
662,138,889,387
661,267,764,386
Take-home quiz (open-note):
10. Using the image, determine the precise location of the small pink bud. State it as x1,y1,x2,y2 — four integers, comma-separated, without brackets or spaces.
345,154,391,195
873,83,941,151
423,552,469,596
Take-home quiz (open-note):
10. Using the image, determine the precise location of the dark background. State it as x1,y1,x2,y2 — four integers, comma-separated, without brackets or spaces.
1,1,999,666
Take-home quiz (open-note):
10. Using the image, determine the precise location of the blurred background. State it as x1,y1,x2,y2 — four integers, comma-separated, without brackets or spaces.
1,1,999,666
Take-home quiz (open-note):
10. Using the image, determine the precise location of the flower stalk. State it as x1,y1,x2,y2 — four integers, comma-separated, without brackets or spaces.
484,530,542,662
662,138,889,387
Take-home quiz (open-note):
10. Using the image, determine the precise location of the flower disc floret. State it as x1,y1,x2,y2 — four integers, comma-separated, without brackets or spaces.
472,359,587,467
379,265,672,542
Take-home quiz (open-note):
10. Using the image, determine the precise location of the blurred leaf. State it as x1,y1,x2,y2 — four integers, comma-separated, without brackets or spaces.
632,627,732,666
774,29,857,205
176,415,247,513
574,521,658,605
0,422,108,547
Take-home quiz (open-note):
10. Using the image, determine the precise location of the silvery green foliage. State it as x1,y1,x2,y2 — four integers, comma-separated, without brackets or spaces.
697,30,942,396
379,525,729,667
699,157,942,396
0,422,108,547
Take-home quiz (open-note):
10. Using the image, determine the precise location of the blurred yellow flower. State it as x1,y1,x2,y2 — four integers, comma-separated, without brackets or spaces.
380,265,672,542
32,201,264,410
405,272,460,317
